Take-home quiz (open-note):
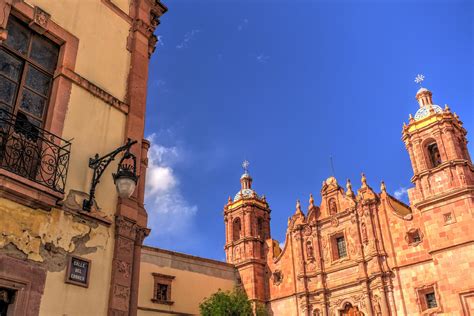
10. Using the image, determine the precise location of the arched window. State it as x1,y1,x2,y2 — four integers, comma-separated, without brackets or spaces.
328,198,337,215
232,218,241,241
426,141,442,168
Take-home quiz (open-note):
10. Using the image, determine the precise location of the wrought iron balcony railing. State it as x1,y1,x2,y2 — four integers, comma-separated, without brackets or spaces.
0,111,71,193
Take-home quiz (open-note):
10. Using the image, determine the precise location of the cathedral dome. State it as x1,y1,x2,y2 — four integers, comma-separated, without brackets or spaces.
234,188,260,201
414,104,443,121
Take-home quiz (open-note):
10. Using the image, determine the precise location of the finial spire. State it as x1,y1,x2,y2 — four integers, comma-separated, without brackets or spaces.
242,160,250,175
346,179,355,197
295,199,303,215
361,173,368,188
308,194,315,210
380,181,386,192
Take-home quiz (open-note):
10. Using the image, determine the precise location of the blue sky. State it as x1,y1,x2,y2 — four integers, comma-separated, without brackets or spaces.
143,0,473,261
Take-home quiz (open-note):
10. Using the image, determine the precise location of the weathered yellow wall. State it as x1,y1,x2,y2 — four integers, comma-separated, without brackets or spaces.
62,86,127,216
39,245,114,316
25,0,131,100
111,0,131,17
138,248,237,315
0,1,132,315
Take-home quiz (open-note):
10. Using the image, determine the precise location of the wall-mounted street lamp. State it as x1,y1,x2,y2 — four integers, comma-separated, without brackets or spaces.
83,139,138,211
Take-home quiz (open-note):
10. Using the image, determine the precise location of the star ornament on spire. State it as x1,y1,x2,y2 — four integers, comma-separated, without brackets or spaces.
414,74,425,87
242,160,250,174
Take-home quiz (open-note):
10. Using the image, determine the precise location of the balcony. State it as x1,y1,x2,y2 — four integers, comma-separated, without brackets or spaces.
0,111,71,194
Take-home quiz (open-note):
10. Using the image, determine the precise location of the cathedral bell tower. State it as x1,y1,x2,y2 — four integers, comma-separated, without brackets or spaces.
402,82,474,251
223,161,271,303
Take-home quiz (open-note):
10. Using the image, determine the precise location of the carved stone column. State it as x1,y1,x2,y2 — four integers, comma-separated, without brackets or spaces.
129,226,149,315
109,216,136,316
379,287,390,316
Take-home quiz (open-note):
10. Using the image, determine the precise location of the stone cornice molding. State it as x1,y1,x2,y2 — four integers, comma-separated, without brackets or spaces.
57,66,129,114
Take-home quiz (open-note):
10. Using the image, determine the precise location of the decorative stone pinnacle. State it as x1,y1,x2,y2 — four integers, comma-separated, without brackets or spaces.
361,173,368,188
380,181,386,192
346,179,355,197
296,199,302,215
308,194,314,210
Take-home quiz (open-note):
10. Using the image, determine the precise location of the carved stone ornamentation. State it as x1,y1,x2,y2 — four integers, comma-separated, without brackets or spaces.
372,295,382,316
29,6,50,34
361,222,369,245
306,238,315,260
330,216,339,227
117,237,134,256
115,216,137,239
115,260,131,279
135,226,150,245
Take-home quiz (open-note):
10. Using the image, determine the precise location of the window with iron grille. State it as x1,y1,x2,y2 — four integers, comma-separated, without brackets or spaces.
152,273,174,305
425,292,437,309
156,284,169,301
336,236,347,258
0,16,58,128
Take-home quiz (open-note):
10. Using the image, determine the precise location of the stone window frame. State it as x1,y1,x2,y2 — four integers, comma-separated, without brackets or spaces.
151,273,175,305
405,228,423,246
232,217,242,242
422,138,443,169
329,231,349,263
272,270,283,286
0,2,79,210
459,289,474,315
415,283,442,314
0,255,46,316
443,211,456,225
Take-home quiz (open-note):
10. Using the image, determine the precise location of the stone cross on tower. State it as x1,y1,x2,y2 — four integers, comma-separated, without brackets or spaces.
242,160,250,174
414,74,425,87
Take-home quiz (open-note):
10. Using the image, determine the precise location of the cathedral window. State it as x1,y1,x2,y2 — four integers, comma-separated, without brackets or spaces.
272,270,283,285
425,292,437,309
152,273,174,305
406,228,423,246
426,141,442,168
331,233,348,260
416,284,441,313
233,218,241,241
336,236,347,258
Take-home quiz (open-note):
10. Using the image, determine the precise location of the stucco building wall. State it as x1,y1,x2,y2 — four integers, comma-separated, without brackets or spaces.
0,0,166,315
138,246,238,315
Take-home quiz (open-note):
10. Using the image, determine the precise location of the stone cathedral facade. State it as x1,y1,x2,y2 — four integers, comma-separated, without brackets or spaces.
223,86,474,315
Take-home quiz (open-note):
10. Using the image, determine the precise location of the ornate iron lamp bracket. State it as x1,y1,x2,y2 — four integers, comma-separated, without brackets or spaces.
83,138,138,211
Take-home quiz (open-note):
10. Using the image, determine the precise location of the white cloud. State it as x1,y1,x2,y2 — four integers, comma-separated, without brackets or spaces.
176,29,201,49
256,53,270,63
393,187,408,200
145,134,198,237
157,35,164,46
237,18,248,31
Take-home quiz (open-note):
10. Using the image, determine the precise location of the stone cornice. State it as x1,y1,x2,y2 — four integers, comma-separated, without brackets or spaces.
57,66,129,114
